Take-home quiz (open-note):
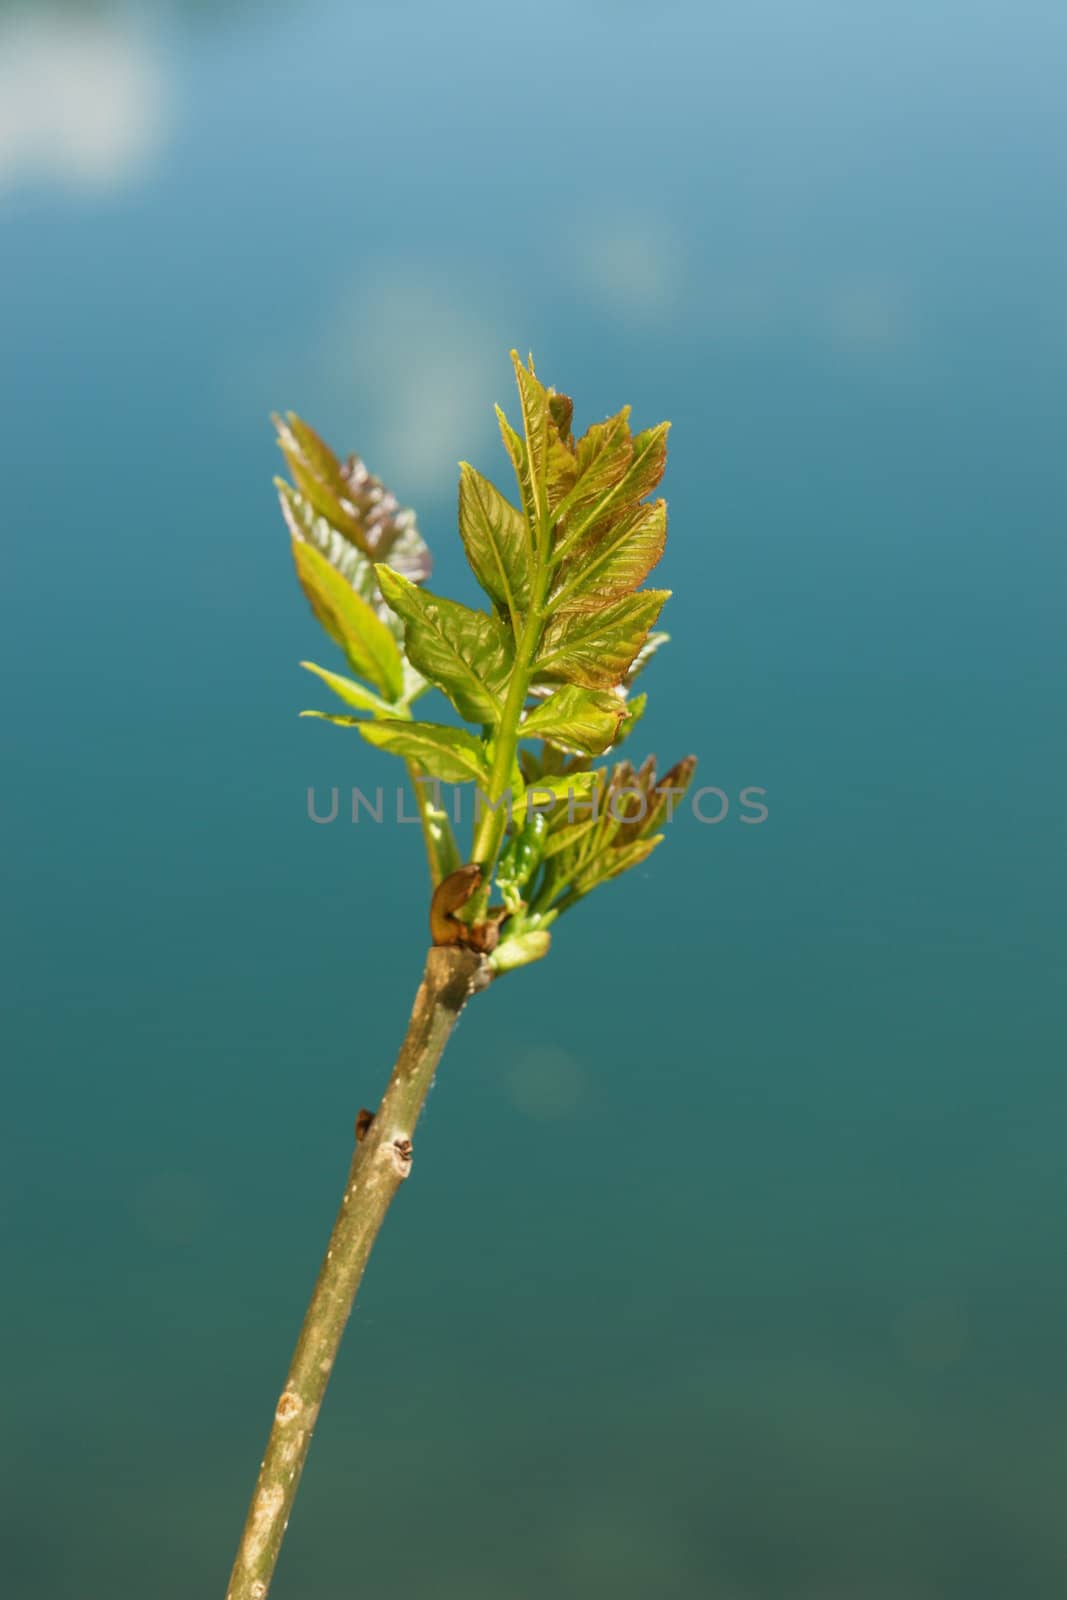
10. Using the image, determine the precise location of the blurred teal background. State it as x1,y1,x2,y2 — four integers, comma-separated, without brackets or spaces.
2,2,1065,1595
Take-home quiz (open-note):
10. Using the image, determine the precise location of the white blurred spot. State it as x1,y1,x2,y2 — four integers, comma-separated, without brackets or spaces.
572,218,684,322
0,11,169,196
321,267,505,496
508,1045,588,1120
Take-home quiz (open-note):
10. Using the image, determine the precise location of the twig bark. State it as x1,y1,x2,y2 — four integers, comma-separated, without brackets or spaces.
225,945,490,1600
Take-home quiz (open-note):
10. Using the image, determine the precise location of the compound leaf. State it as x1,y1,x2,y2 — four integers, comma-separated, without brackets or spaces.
376,565,513,725
551,498,667,613
458,462,531,622
300,660,394,717
275,412,430,580
290,539,404,700
534,589,670,689
571,833,664,894
520,685,626,756
356,720,491,785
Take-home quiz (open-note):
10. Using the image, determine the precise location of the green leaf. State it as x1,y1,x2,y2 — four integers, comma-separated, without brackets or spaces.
516,769,597,819
555,421,670,559
618,422,670,506
376,565,512,725
458,462,531,623
300,660,395,717
616,691,647,747
541,811,600,860
534,589,670,689
548,392,574,440
555,407,632,523
275,413,431,581
598,756,650,843
494,403,530,523
528,748,694,914
412,780,462,886
281,413,346,497
572,833,663,894
356,720,491,785
339,452,431,580
618,753,697,845
275,413,363,543
290,539,404,700
281,480,429,701
520,685,626,756
510,352,551,531
279,482,379,608
551,498,667,613
508,353,577,526
490,929,552,974
299,711,362,728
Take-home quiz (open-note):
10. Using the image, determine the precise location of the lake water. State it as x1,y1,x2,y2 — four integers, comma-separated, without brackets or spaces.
2,2,1065,1595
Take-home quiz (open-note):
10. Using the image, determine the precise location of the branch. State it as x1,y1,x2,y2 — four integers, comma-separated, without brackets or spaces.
225,945,490,1600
